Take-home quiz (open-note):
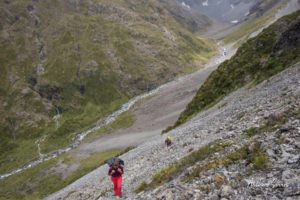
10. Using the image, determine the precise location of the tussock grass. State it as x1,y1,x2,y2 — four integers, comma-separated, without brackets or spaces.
136,141,233,192
186,142,269,182
245,106,299,139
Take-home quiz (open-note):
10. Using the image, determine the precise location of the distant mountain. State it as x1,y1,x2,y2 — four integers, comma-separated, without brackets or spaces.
174,0,282,24
0,0,214,173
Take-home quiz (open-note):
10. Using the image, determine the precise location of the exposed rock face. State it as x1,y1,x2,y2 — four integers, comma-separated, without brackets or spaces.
274,19,300,50
46,63,300,200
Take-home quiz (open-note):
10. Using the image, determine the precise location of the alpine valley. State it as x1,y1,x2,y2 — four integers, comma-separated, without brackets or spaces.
0,0,299,200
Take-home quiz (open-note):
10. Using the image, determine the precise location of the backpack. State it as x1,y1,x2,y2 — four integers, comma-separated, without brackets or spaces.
107,157,124,167
165,136,172,146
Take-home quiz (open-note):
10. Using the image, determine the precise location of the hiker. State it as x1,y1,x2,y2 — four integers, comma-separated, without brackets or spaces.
165,136,172,147
108,160,123,198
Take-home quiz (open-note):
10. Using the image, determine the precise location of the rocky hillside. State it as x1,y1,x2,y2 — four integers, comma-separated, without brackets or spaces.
132,63,300,200
0,0,215,174
46,54,300,200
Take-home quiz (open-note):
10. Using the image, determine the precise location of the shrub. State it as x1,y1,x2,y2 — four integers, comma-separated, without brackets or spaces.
246,127,260,138
253,155,269,169
135,181,148,193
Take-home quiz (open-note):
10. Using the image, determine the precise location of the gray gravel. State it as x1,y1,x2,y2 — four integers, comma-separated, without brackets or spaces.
45,61,299,199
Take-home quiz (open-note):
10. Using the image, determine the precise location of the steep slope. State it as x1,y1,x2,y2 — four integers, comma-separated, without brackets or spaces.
167,10,300,130
0,0,215,173
45,55,300,200
43,11,300,200
133,64,300,200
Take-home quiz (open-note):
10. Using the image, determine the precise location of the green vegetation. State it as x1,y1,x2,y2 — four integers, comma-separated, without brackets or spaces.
87,110,136,140
0,147,134,200
245,106,300,138
136,140,233,192
0,138,39,175
135,181,148,193
253,154,269,169
261,112,288,133
137,140,268,190
245,127,260,138
186,142,269,182
166,10,300,131
0,0,216,174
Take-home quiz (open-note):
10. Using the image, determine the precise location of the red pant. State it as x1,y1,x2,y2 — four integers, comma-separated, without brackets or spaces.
111,176,122,197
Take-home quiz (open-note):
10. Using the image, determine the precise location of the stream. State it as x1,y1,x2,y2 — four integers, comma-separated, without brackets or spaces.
0,86,161,180
0,44,230,180
1,1,298,180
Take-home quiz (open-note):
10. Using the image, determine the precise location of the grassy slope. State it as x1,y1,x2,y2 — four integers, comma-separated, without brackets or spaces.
0,0,216,173
165,10,300,131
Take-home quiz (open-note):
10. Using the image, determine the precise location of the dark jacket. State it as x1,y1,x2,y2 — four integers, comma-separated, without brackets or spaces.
108,166,123,177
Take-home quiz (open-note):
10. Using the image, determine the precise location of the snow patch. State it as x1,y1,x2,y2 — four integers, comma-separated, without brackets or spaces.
231,20,239,24
181,2,191,9
202,0,208,6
